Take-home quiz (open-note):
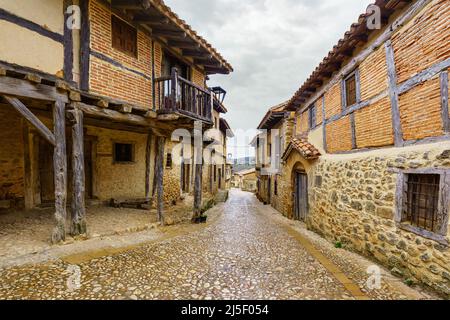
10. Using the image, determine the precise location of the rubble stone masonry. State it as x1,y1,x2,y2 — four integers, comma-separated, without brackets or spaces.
306,143,450,296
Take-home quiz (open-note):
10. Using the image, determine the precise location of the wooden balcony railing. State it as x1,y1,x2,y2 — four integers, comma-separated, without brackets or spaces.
154,68,213,123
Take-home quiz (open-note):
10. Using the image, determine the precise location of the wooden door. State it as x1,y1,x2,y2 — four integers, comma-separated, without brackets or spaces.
39,139,55,203
294,172,309,221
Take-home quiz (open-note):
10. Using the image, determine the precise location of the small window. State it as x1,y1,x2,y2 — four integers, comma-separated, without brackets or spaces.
114,143,134,163
309,104,317,129
166,153,173,168
344,72,358,107
112,16,137,57
402,174,441,232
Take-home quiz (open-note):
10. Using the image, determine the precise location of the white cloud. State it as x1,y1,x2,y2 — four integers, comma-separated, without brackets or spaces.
164,0,373,157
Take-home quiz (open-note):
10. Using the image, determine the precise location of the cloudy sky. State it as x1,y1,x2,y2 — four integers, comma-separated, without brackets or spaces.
165,0,373,157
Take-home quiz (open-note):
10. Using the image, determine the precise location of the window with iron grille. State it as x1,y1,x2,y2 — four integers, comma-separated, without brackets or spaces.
112,16,137,57
402,174,441,233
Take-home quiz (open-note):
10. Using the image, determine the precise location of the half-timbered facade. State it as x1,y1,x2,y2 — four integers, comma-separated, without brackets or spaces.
0,0,233,243
256,0,450,296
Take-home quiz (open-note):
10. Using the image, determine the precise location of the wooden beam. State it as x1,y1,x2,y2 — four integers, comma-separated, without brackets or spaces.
22,122,34,210
385,40,404,147
168,40,201,49
441,71,450,133
111,0,150,10
2,95,56,146
51,100,68,244
151,28,187,39
145,132,153,200
68,108,87,236
192,125,203,221
155,136,166,225
134,14,169,24
80,0,90,91
73,102,151,127
0,76,68,102
183,50,212,59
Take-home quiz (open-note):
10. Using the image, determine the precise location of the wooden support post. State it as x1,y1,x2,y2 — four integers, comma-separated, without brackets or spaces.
145,132,152,200
155,136,166,225
69,108,87,236
22,122,34,210
192,125,203,221
171,67,179,111
52,100,68,243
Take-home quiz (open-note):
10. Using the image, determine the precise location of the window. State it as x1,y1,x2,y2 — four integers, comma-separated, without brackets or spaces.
402,174,441,232
309,104,317,129
114,143,134,163
344,70,359,108
166,153,173,169
112,16,137,57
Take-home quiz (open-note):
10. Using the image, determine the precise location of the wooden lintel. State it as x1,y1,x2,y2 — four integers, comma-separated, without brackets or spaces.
2,95,56,146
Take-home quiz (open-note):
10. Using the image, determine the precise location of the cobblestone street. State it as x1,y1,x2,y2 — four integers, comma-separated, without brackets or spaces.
0,190,436,300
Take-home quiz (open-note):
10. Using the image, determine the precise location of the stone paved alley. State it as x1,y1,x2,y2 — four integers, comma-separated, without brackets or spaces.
0,190,438,300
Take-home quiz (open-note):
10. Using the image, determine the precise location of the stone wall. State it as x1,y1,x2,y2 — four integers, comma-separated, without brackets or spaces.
307,142,450,296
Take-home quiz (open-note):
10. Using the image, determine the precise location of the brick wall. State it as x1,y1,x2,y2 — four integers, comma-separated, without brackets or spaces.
392,0,450,83
326,116,352,153
90,56,152,107
89,0,152,108
324,82,342,119
359,46,388,100
355,97,394,148
399,77,443,141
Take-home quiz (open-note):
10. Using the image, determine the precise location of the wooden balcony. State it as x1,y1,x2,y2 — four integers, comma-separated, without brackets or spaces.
154,68,213,123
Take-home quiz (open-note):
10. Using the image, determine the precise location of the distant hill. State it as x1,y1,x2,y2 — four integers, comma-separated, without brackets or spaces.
232,157,255,173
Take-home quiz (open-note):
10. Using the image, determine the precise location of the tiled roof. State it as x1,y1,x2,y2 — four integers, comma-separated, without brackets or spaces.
151,0,233,73
282,137,321,161
257,101,289,129
285,0,411,110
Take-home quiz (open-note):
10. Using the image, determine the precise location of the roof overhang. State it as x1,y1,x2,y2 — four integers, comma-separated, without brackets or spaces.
282,137,321,161
285,0,411,111
111,0,233,75
220,118,234,137
257,111,285,130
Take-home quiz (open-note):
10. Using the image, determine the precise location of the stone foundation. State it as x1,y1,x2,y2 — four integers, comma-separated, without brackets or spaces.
306,142,450,296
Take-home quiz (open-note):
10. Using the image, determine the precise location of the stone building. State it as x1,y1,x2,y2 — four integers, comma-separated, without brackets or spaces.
255,0,450,296
0,0,233,242
232,169,257,193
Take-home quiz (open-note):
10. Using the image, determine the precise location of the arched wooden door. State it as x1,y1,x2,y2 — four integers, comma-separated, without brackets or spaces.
294,171,309,221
